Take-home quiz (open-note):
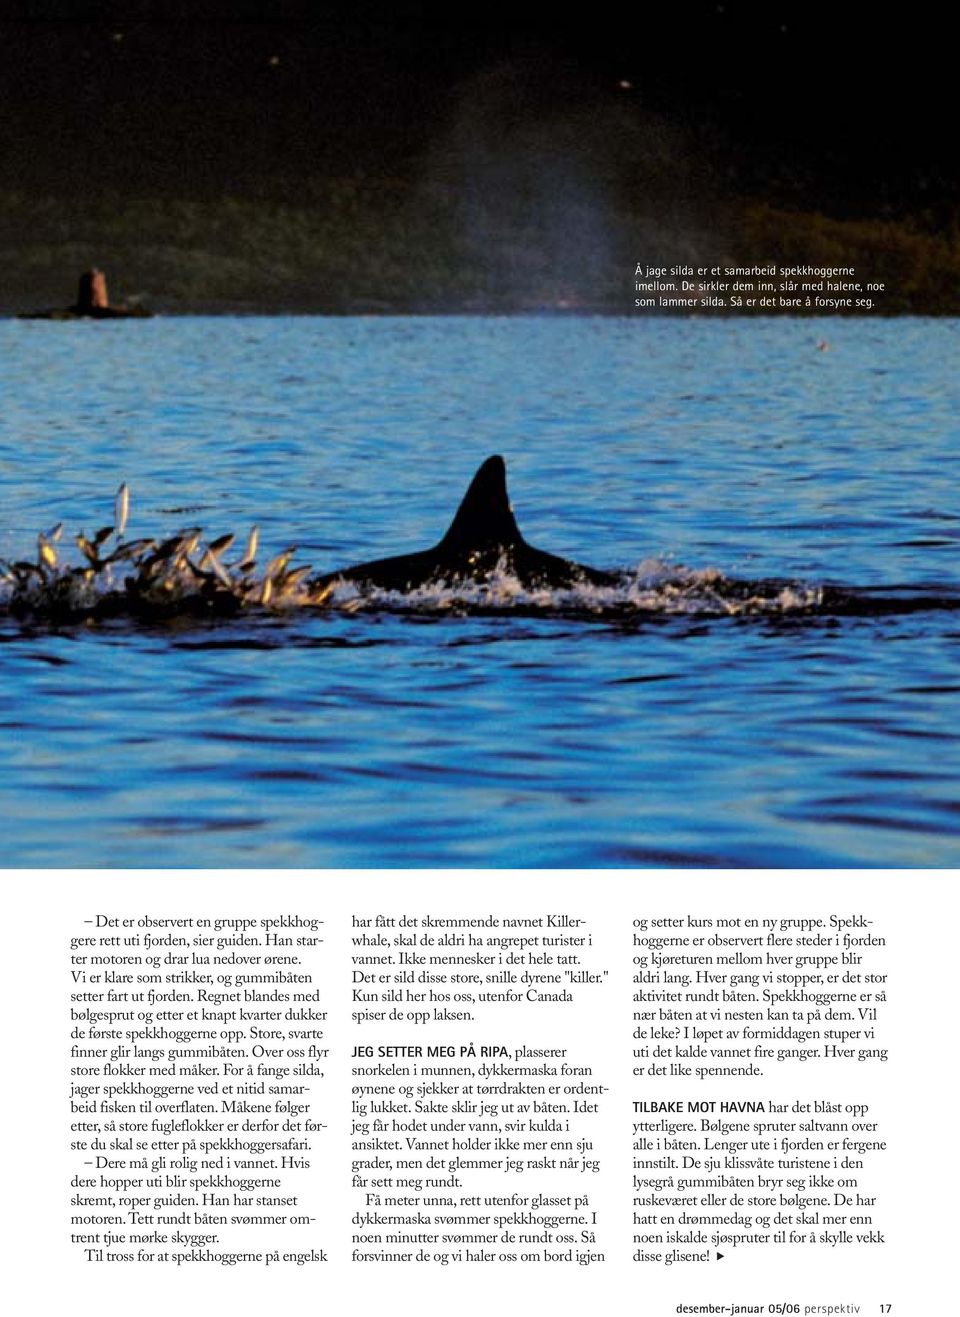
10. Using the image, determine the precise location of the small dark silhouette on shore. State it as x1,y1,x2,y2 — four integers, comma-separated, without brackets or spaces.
18,268,152,320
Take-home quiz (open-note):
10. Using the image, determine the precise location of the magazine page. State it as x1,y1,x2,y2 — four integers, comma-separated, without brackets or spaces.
1,3,956,1314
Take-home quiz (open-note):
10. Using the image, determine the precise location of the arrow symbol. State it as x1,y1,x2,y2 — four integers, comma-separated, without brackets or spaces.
716,1252,724,1261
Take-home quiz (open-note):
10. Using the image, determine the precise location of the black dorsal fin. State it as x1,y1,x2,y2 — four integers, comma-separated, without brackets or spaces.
438,455,524,552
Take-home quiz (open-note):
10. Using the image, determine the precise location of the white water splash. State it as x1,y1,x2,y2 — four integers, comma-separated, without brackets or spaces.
327,558,824,618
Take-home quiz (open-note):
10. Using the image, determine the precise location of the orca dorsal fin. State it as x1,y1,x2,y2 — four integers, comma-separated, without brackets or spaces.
438,455,524,552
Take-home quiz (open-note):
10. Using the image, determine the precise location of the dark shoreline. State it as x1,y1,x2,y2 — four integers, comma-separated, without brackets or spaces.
2,187,957,318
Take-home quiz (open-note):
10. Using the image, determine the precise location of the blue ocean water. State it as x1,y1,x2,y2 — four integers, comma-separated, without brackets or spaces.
0,315,958,867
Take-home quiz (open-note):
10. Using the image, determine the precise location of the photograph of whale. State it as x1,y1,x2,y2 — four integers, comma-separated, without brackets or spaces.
2,316,958,869
3,452,958,630
0,4,956,870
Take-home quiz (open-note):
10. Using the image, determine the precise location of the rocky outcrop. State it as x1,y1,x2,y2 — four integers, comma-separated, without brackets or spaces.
18,268,152,319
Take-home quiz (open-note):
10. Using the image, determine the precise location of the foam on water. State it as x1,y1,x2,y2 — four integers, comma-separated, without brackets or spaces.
339,561,825,618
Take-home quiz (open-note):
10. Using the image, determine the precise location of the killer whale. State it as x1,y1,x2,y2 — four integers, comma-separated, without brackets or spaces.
316,455,619,592
312,457,960,619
